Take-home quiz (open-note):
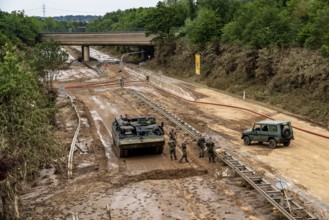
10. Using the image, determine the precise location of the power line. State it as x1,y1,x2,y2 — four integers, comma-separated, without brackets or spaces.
24,7,41,12
24,6,106,15
47,7,106,14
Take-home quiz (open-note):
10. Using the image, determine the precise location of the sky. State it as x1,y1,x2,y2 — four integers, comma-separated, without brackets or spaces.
0,0,161,17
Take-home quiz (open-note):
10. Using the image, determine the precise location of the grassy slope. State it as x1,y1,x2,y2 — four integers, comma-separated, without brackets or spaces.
154,41,329,127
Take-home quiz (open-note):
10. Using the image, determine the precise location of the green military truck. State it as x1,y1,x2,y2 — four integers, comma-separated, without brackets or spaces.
241,121,294,149
111,115,165,157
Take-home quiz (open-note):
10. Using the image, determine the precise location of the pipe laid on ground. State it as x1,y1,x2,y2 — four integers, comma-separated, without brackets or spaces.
59,93,81,178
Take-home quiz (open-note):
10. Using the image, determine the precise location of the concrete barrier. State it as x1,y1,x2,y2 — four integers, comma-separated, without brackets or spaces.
125,66,195,101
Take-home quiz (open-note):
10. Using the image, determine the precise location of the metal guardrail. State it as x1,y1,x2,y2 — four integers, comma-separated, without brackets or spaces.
131,90,318,220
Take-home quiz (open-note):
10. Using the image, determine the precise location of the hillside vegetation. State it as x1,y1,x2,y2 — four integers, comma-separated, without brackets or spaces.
0,11,68,219
156,41,329,125
88,0,329,125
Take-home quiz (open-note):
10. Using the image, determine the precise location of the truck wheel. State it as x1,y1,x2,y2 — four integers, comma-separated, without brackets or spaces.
269,139,277,149
283,140,290,146
243,136,251,145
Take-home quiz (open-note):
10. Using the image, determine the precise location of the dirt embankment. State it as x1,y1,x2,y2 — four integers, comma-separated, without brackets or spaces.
151,42,329,127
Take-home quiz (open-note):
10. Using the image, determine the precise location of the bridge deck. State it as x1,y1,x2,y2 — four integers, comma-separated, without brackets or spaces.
39,32,154,46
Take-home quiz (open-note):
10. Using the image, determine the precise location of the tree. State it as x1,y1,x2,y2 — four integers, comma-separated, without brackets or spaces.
185,8,222,44
31,40,69,92
0,11,41,47
41,17,66,32
164,0,179,5
221,0,292,47
144,2,187,43
111,8,150,31
295,2,329,56
0,45,62,219
86,10,129,31
185,0,198,19
198,0,241,24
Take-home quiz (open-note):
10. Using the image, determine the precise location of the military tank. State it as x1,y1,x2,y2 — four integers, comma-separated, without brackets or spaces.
111,115,165,157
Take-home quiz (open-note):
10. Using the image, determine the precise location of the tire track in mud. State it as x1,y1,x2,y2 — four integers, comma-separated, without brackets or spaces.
26,68,282,219
117,89,283,219
121,88,318,220
90,110,119,172
78,87,279,219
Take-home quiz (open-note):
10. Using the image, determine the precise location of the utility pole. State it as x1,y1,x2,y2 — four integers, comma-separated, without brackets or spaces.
42,3,46,18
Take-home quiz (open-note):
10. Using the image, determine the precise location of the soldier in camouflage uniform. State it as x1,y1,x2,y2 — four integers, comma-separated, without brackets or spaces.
119,76,124,88
179,140,189,163
169,127,177,141
168,138,177,160
206,137,215,163
197,136,206,158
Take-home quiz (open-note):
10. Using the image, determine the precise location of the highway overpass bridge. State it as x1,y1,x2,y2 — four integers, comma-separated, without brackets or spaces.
39,32,154,61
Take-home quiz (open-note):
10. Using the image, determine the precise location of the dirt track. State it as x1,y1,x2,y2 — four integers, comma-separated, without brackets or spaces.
20,48,329,219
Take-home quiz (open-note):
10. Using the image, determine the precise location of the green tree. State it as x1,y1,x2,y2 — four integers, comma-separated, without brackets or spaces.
296,2,329,56
164,0,179,5
31,40,69,92
0,45,62,219
41,17,67,32
198,0,241,24
221,0,292,47
285,0,314,46
185,8,222,44
0,11,41,47
110,8,149,31
86,10,125,31
185,0,197,19
145,2,187,43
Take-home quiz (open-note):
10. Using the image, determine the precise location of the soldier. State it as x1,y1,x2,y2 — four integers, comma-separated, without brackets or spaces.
179,139,189,163
206,137,215,163
168,138,177,160
169,127,177,141
119,76,124,88
197,136,206,158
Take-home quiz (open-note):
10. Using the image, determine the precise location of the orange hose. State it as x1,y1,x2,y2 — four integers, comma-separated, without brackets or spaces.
61,78,329,139
147,82,329,139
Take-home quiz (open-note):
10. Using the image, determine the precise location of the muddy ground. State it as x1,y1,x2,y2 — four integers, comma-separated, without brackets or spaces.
20,47,329,219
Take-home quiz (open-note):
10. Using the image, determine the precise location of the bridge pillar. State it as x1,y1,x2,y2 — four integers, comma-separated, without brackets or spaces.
81,45,90,62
